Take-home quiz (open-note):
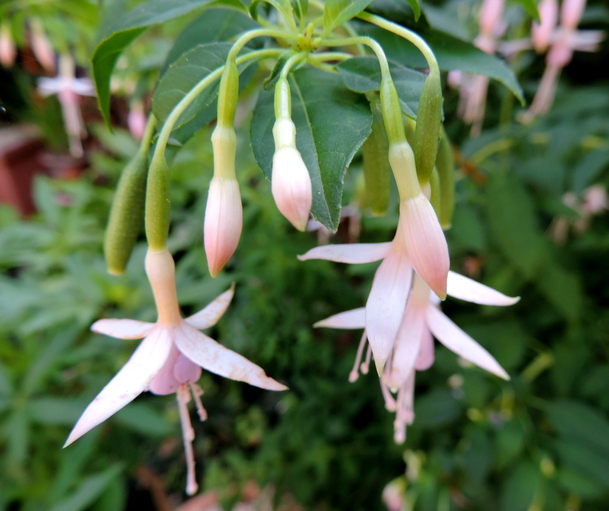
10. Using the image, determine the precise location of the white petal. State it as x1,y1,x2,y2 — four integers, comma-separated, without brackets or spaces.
174,323,287,391
447,272,520,306
387,302,426,389
185,285,235,330
314,308,366,329
298,243,391,264
91,319,154,339
366,249,413,373
64,328,173,446
426,306,509,380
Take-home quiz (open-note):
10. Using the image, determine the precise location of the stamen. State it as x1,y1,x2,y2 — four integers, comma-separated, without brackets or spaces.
349,331,368,382
177,385,198,495
380,377,397,412
189,383,208,421
360,343,372,375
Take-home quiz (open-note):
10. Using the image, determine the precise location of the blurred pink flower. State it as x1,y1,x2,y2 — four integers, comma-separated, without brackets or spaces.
315,272,516,443
65,249,286,494
0,22,16,67
29,18,55,73
522,0,604,121
38,55,95,158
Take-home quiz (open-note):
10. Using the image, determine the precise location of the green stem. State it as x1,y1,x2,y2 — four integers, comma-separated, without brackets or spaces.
357,12,440,76
275,52,308,118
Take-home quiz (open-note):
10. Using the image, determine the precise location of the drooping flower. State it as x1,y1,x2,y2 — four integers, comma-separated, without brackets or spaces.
0,21,16,68
315,271,517,443
38,54,95,158
65,248,286,494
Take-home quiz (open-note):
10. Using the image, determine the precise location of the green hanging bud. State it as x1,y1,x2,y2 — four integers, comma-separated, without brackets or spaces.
145,155,171,251
435,127,455,229
362,95,391,216
217,60,240,127
104,150,148,275
413,71,442,185
429,166,441,218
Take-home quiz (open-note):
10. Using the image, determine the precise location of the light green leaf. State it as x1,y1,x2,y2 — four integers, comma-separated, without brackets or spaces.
323,0,374,34
405,0,421,21
337,56,425,118
291,0,308,19
359,25,524,103
250,67,372,231
92,0,242,126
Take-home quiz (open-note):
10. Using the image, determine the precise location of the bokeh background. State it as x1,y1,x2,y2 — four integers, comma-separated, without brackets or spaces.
1,0,609,510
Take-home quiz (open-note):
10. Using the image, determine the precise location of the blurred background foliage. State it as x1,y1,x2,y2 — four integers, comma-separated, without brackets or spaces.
1,0,609,510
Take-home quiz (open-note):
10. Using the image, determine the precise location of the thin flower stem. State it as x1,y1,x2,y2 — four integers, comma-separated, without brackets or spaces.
321,36,391,77
357,12,440,76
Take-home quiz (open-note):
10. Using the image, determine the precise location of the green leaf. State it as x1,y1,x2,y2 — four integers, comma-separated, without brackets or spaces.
291,0,308,20
414,389,460,427
152,42,256,136
323,0,374,34
250,67,372,231
161,8,261,75
555,440,609,489
486,172,545,279
92,0,239,126
49,465,123,511
509,0,540,21
405,0,421,21
359,25,524,103
536,261,583,322
545,400,609,457
27,397,88,425
114,402,174,437
337,56,425,118
500,462,540,511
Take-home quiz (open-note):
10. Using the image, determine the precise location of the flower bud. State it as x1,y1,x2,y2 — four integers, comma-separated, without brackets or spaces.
30,18,55,73
271,117,312,230
0,22,16,68
532,0,558,53
413,72,443,185
104,150,147,275
399,194,449,299
561,0,586,31
479,0,505,36
204,176,243,277
435,128,455,229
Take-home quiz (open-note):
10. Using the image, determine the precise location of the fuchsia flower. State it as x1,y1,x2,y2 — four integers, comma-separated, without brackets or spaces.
523,0,604,121
315,271,517,443
0,22,16,68
65,248,286,495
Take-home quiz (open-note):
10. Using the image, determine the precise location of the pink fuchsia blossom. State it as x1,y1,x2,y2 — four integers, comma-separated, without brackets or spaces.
533,0,559,52
38,55,95,158
522,0,604,121
65,248,286,494
0,22,16,68
29,18,55,73
315,272,516,443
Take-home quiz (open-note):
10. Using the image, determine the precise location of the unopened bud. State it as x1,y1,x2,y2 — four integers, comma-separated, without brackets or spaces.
104,150,148,275
30,18,55,73
479,0,505,36
204,176,242,277
435,128,455,229
561,0,586,31
413,72,443,185
399,194,449,299
0,22,16,68
532,0,559,52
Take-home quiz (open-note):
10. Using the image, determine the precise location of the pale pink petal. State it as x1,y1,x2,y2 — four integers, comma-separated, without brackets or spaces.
414,327,435,371
64,328,173,446
399,195,449,299
185,285,235,330
561,0,586,30
174,354,202,384
313,308,365,329
91,319,154,339
447,271,520,306
174,323,287,391
149,344,181,395
426,306,509,380
298,242,391,264
366,249,412,373
386,302,426,390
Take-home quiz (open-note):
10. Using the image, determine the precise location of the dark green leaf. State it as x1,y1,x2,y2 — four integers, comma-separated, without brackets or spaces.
536,261,583,322
114,402,174,437
323,0,374,33
545,400,609,457
49,465,123,511
571,148,609,193
250,67,373,231
28,397,88,425
509,0,540,21
414,389,460,426
555,440,609,489
161,8,261,75
358,25,524,103
337,56,425,118
487,172,545,279
500,462,540,511
405,0,421,20
92,0,241,126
